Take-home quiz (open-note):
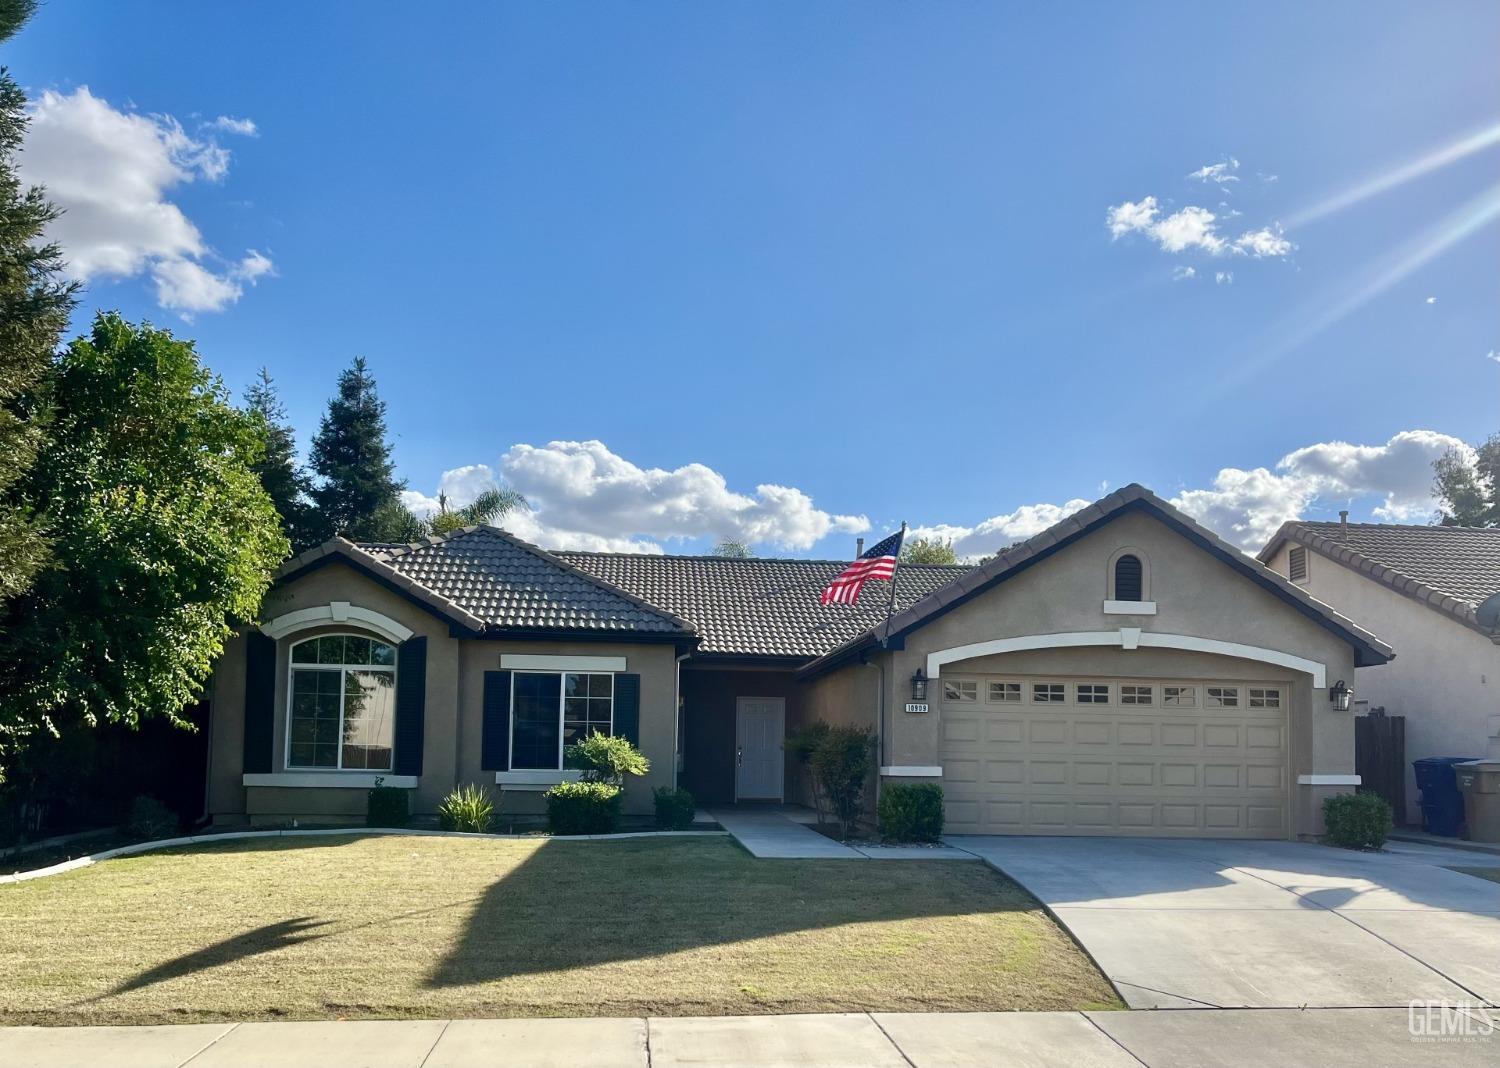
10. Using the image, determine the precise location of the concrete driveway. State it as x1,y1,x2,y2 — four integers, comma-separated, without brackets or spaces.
948,835,1500,1009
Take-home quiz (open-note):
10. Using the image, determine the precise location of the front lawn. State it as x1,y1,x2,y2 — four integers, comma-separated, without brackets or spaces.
0,835,1119,1024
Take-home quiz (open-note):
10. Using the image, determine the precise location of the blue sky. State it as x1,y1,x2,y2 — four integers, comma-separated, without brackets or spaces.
7,3,1497,556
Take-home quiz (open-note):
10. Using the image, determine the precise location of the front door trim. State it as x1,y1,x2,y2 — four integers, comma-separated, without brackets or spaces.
734,696,785,802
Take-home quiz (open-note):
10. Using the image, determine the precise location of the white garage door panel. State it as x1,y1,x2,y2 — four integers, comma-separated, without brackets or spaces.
939,674,1289,839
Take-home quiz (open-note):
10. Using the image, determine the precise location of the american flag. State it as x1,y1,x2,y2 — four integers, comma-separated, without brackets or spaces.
820,528,904,605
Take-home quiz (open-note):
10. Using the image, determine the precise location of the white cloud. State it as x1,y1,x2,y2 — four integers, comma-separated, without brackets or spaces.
1172,265,1196,282
1232,225,1293,258
1425,296,1437,304
914,429,1468,558
1215,270,1233,285
1488,350,1500,364
1188,158,1241,187
406,441,870,554
1107,196,1294,261
18,86,270,316
207,115,257,137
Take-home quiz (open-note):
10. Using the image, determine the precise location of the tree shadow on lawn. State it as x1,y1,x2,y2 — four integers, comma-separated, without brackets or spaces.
424,837,1042,990
106,917,334,997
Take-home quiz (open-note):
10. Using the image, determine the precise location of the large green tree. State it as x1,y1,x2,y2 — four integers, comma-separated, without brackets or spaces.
0,314,288,778
0,0,78,603
244,368,317,553
1433,434,1499,527
901,536,959,565
308,356,406,542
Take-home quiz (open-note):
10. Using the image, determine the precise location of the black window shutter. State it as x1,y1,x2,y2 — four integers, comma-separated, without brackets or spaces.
614,673,641,746
481,670,512,771
393,636,427,776
242,631,276,774
1114,555,1143,601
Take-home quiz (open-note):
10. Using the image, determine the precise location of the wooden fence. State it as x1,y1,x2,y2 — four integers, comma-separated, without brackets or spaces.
1355,709,1406,823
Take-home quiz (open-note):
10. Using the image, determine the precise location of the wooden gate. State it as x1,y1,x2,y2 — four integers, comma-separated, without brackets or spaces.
1355,709,1406,823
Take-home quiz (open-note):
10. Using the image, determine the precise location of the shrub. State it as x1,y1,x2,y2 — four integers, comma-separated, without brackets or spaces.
654,786,696,830
546,780,623,835
122,796,178,840
879,783,945,843
366,781,409,828
564,733,650,786
810,724,877,841
1323,792,1392,850
438,783,496,833
784,721,833,823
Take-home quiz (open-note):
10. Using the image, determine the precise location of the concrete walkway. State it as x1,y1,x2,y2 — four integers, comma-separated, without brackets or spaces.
709,807,971,859
950,834,1500,1010
1,1009,1494,1067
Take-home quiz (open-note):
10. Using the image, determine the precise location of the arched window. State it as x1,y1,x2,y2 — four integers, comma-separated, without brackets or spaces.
1113,554,1144,602
288,634,396,770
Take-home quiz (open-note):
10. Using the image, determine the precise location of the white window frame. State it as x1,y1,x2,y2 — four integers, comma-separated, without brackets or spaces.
987,680,1022,704
1076,683,1110,705
1249,686,1283,709
509,670,616,772
943,679,979,703
1121,684,1154,706
1032,682,1066,703
1163,685,1197,707
1206,685,1241,708
285,632,398,772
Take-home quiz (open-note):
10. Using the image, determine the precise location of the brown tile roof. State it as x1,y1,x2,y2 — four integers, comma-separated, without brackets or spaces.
553,551,972,658
800,484,1395,678
355,527,694,638
1258,521,1500,634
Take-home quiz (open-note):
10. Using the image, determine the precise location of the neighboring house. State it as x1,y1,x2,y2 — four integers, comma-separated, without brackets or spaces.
207,484,1391,839
1258,520,1500,823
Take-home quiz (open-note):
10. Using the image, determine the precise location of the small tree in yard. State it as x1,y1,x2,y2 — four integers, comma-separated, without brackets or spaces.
564,733,650,786
810,724,877,841
785,721,832,824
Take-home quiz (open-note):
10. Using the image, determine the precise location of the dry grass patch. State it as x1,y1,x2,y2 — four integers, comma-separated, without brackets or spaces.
0,835,1120,1024
1449,866,1500,885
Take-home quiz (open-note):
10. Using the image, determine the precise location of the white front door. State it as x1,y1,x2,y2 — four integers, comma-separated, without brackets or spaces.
735,697,785,801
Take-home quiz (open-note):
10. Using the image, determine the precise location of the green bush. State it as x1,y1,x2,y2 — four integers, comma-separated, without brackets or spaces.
122,796,178,840
545,780,623,835
1323,792,1392,850
653,786,696,830
810,724,877,841
564,733,650,785
879,783,945,843
438,783,496,833
366,782,409,828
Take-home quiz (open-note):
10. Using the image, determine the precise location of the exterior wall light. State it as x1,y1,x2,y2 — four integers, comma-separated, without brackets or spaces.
911,668,928,702
1329,679,1353,712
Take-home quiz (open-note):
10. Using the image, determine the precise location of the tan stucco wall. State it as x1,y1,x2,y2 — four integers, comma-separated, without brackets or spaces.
794,659,882,813
814,510,1363,838
208,561,682,823
1265,541,1500,821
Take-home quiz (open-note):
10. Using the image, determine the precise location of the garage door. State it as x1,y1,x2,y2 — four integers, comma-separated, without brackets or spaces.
939,674,1289,838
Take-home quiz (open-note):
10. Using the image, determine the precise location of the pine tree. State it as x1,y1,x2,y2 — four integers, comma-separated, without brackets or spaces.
308,356,406,542
244,368,316,553
0,0,79,602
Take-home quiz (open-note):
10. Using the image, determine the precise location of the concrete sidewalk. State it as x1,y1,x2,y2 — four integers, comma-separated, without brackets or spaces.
709,807,972,860
0,1009,1495,1067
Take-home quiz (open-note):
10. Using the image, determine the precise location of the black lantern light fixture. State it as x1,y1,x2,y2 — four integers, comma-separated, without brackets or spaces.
910,668,928,702
1329,679,1353,712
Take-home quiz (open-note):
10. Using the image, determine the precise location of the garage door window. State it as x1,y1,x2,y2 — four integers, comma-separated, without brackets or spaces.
944,679,978,702
1249,687,1281,708
987,681,1021,703
1121,684,1153,705
1077,684,1109,704
1207,686,1240,707
1164,685,1196,706
1033,683,1065,702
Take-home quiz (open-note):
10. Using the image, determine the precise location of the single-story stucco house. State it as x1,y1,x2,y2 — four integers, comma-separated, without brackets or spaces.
1258,519,1500,823
207,484,1393,839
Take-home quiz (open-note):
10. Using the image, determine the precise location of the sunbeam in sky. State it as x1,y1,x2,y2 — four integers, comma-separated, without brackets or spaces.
1286,120,1500,229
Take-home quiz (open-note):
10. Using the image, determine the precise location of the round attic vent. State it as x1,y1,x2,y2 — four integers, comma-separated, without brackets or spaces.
1476,592,1500,631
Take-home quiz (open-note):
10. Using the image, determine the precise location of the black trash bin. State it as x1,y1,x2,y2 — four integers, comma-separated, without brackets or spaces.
1413,756,1479,837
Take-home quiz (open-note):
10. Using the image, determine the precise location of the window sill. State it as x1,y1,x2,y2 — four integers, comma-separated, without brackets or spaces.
494,770,582,791
1103,600,1157,615
243,773,416,789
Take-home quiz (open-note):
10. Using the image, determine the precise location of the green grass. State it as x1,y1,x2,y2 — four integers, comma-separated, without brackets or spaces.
0,835,1120,1025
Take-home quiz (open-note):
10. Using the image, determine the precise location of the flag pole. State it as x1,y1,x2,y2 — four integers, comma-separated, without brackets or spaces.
881,521,906,645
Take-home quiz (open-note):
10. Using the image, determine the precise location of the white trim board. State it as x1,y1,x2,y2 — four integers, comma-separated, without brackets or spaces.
880,766,943,777
260,602,413,645
495,770,582,787
1297,774,1361,786
1103,600,1157,615
243,773,416,789
926,630,1329,689
500,654,627,672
